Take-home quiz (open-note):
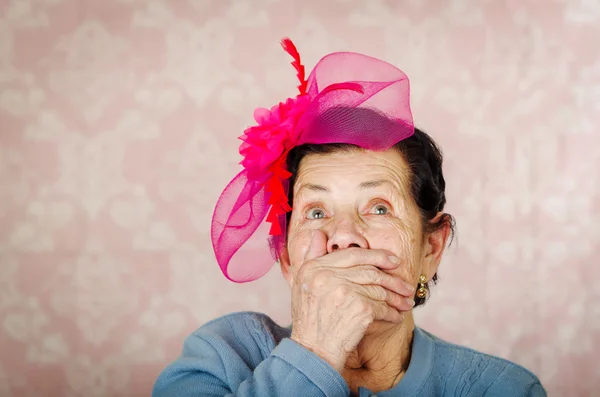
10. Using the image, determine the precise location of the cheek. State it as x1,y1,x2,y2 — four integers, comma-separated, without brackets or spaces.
287,229,313,267
366,222,422,280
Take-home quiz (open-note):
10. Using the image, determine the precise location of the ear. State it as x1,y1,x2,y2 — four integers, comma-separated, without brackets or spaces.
422,213,451,279
278,246,293,287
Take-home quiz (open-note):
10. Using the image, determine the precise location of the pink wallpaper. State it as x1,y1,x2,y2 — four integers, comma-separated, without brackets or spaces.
1,1,599,396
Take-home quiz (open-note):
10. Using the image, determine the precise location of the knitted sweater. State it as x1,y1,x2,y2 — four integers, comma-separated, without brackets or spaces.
153,311,545,397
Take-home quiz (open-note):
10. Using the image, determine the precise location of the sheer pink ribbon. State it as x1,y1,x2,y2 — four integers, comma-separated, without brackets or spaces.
211,39,414,282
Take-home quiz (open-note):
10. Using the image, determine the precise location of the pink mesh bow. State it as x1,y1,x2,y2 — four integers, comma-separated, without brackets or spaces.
211,39,414,282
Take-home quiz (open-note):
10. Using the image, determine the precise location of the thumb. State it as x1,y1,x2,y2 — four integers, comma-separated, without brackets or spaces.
304,229,328,262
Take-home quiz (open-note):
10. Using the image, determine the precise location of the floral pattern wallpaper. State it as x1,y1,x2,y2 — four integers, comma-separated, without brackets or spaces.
1,0,599,396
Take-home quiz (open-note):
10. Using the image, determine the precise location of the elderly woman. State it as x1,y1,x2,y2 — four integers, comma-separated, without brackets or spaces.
153,40,545,397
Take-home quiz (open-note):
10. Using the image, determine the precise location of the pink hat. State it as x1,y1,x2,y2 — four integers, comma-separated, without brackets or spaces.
211,39,414,282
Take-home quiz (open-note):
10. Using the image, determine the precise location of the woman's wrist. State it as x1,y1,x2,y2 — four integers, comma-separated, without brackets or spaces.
290,335,345,373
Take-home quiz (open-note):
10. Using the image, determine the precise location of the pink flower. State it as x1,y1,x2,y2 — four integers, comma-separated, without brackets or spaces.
239,94,311,180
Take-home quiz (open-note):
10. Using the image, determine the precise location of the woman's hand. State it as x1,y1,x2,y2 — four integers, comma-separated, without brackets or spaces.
289,230,415,373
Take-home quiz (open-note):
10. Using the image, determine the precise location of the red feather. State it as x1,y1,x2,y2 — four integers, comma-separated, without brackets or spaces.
280,37,308,95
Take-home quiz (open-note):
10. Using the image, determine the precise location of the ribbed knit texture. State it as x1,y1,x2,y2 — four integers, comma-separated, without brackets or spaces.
153,312,545,397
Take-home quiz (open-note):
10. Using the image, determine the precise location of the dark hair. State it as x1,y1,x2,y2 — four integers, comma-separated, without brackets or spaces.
285,108,455,307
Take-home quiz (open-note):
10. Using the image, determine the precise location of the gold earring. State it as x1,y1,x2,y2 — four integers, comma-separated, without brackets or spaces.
416,274,428,299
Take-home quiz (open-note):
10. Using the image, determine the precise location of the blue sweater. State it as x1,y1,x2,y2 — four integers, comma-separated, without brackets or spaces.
153,312,546,397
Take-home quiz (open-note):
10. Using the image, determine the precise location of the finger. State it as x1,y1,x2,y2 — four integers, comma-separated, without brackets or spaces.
303,229,328,262
340,265,414,297
358,284,415,312
324,247,401,270
368,299,404,324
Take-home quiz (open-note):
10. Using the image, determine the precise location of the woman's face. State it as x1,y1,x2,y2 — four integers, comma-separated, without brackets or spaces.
282,148,441,287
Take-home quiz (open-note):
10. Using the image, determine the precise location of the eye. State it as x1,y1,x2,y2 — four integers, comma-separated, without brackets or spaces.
306,207,326,220
371,203,390,215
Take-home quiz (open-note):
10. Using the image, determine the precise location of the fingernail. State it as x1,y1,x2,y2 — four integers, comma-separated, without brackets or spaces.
388,255,400,264
404,282,415,292
405,298,415,307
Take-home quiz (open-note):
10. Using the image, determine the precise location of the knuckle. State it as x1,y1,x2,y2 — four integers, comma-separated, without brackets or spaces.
357,312,372,327
378,251,390,264
360,284,373,296
333,284,351,299
312,271,330,288
389,292,402,306
367,268,382,283
378,287,389,301
355,297,371,313
368,302,383,320
366,285,386,300
379,302,390,316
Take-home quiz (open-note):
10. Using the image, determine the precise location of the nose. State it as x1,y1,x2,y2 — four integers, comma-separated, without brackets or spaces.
326,219,368,253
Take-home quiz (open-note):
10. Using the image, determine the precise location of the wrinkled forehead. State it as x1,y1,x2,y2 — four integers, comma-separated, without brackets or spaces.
293,147,412,193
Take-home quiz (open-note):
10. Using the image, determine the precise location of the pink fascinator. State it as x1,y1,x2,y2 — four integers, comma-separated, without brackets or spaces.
211,39,414,282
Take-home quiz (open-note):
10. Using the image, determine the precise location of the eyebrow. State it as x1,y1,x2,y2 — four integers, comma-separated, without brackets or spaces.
358,179,390,189
298,183,329,192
